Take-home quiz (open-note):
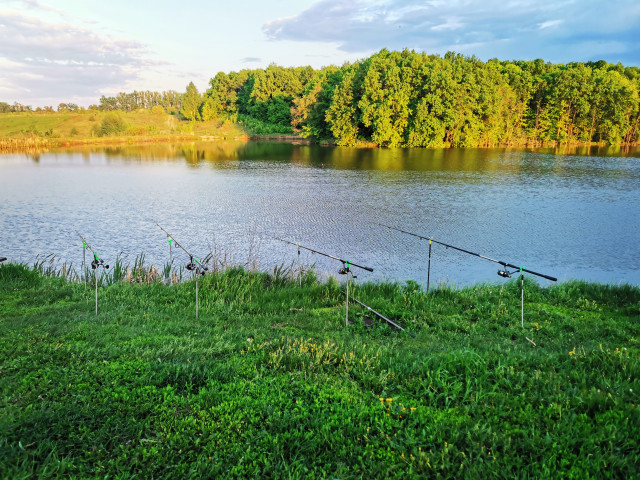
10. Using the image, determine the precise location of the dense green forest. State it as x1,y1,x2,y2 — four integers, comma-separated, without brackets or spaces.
3,49,640,147
203,49,640,147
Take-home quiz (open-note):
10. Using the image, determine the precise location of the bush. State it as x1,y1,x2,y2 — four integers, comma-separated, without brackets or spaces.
237,114,293,136
99,112,128,136
22,124,40,136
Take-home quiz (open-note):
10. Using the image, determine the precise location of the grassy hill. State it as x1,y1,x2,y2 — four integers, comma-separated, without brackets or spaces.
1,262,638,478
0,110,249,150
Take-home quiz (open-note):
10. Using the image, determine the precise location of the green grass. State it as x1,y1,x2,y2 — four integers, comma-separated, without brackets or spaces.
0,111,248,145
1,263,639,478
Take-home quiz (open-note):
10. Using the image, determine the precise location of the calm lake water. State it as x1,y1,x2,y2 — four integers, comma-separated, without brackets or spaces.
1,142,639,287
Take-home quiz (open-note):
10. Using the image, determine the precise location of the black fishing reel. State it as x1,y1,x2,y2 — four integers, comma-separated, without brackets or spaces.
498,268,521,278
338,262,356,278
91,257,109,270
186,257,208,276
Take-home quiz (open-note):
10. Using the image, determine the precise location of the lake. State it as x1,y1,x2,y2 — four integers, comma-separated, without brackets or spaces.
1,141,639,287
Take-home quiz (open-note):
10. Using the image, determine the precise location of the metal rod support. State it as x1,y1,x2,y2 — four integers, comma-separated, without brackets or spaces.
345,272,350,326
168,236,173,285
297,246,301,287
521,274,524,328
78,233,108,315
156,224,208,320
95,270,98,316
427,239,432,292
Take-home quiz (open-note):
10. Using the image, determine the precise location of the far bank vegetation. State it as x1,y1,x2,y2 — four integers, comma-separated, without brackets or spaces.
2,49,639,148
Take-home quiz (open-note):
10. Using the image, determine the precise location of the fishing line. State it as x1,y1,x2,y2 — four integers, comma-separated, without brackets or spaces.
77,233,109,316
156,223,208,319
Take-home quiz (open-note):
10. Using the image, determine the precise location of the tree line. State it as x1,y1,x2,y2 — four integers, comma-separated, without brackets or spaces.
97,90,183,113
201,49,640,146
3,49,639,146
0,90,183,114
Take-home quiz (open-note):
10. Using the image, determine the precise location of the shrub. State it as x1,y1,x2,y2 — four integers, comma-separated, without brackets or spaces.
99,112,128,136
237,114,293,136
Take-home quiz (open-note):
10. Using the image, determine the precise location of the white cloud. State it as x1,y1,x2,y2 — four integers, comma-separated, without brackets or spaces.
263,0,640,64
0,10,164,106
20,0,66,15
431,18,465,32
538,19,563,29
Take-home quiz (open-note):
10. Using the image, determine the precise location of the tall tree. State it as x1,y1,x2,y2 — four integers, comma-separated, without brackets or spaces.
359,49,414,147
325,63,368,146
180,82,203,121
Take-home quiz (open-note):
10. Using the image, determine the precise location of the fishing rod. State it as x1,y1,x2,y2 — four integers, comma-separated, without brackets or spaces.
77,233,109,315
270,237,374,273
349,295,415,338
156,223,208,274
378,223,557,329
270,236,374,326
156,223,208,319
376,223,557,283
78,233,110,269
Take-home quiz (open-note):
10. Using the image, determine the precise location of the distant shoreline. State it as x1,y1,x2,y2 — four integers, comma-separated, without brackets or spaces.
3,132,636,155
0,110,637,154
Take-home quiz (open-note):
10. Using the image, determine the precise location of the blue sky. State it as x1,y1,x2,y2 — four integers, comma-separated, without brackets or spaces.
1,0,638,107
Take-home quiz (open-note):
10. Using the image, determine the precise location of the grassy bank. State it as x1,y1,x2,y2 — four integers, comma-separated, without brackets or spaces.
2,111,619,154
1,263,639,478
0,111,250,152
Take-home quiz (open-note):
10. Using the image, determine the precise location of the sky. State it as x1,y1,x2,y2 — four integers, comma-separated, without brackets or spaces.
1,0,639,107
